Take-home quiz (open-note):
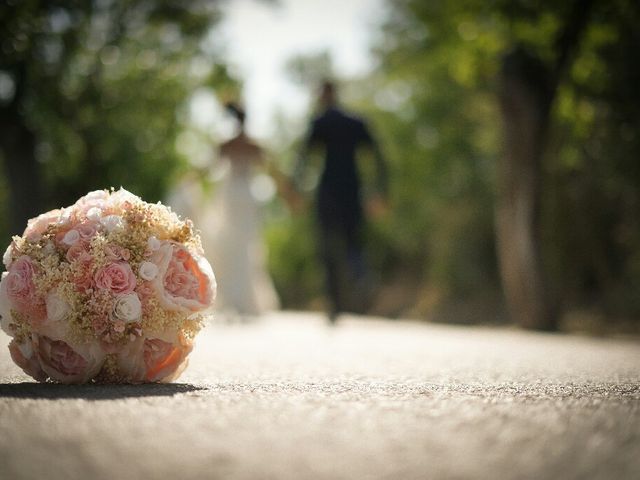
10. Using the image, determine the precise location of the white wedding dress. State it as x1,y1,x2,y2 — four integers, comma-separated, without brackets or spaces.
168,141,279,317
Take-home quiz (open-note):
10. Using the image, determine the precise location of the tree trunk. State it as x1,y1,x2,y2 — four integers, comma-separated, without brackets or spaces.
0,67,41,236
496,48,556,330
496,0,595,330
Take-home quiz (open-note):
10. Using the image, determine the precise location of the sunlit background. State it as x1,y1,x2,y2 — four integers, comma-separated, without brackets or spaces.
1,0,638,333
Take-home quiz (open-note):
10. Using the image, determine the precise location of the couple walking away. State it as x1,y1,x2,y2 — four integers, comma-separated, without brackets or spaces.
173,80,387,321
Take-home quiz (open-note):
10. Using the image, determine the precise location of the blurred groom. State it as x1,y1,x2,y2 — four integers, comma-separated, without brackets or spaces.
294,80,388,322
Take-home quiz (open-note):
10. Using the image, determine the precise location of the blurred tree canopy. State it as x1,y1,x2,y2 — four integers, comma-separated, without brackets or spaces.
362,0,640,328
0,0,234,239
267,0,639,330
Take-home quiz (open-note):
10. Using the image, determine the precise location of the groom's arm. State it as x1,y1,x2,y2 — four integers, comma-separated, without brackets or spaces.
361,121,388,197
293,120,321,191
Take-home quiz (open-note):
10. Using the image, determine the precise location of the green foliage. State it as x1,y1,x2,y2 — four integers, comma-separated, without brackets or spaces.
542,1,640,316
268,0,639,324
0,0,234,242
266,213,324,309
363,0,640,321
357,0,507,311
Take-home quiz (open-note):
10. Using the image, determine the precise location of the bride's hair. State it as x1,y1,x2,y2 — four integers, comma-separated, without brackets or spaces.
224,101,246,126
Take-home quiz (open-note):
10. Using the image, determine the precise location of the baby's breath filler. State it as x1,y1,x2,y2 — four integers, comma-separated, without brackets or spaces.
0,188,216,384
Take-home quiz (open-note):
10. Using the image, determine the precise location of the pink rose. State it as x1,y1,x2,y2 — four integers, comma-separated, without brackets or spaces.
135,281,155,316
66,242,91,263
4,256,45,322
91,314,110,336
32,334,105,383
104,244,131,261
9,339,47,381
94,261,136,294
74,190,109,216
34,335,88,383
72,256,95,293
76,221,99,240
23,209,61,242
149,242,216,313
6,256,36,302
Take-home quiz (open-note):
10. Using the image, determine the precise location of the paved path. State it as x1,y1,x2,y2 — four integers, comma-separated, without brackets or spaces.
1,312,639,480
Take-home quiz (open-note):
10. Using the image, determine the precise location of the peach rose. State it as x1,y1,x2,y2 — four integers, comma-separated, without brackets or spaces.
114,330,192,383
143,338,192,382
149,242,216,313
94,261,136,294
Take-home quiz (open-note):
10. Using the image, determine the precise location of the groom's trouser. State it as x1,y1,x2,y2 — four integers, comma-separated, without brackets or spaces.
317,188,364,314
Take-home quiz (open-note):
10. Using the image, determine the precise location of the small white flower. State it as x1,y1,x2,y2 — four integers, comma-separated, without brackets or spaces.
3,245,12,269
62,229,80,246
86,207,103,222
46,292,70,322
100,215,124,233
138,261,159,281
147,236,161,252
83,190,109,202
57,208,73,227
108,188,140,208
113,293,142,323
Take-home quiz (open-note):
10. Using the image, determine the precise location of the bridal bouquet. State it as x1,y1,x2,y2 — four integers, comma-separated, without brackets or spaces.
0,188,216,384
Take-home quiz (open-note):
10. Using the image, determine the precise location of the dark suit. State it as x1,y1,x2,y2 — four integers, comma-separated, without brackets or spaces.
299,106,386,316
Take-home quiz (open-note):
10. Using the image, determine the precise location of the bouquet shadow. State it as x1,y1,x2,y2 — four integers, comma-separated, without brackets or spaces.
0,382,204,400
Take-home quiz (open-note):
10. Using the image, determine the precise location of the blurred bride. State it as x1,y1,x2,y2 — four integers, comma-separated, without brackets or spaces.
193,102,280,317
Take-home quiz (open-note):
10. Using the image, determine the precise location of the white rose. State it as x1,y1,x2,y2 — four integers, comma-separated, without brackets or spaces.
46,292,70,322
3,245,13,269
147,236,161,252
100,215,124,233
62,229,80,246
86,207,103,222
138,261,159,281
113,293,142,323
